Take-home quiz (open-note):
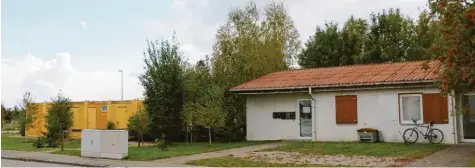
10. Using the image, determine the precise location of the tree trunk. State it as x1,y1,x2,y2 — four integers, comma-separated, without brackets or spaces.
208,127,211,145
61,130,64,151
138,133,141,147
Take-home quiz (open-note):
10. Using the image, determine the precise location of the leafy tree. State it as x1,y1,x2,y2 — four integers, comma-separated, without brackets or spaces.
407,10,441,61
194,85,226,144
139,34,185,141
183,59,211,143
128,108,149,147
19,92,39,141
1,104,6,129
363,8,417,63
212,1,300,141
427,0,475,113
297,22,344,68
341,16,368,64
44,92,73,148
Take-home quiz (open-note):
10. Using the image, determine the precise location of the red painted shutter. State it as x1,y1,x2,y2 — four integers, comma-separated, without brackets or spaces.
422,93,449,124
335,95,358,124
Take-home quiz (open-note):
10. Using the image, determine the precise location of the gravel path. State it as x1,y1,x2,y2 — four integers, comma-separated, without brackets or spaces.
240,151,411,167
407,144,475,167
2,159,73,167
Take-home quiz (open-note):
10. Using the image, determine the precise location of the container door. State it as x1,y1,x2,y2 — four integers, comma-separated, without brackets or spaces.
116,108,127,129
87,108,97,129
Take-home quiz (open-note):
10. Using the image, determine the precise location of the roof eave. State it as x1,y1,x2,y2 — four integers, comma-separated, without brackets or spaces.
230,80,437,93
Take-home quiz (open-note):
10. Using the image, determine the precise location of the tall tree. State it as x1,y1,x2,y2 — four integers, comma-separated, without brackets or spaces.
19,92,39,141
297,22,344,68
407,10,441,61
44,92,73,148
363,8,416,63
427,0,475,109
194,85,226,145
127,108,149,147
341,16,368,64
212,1,300,141
139,34,185,141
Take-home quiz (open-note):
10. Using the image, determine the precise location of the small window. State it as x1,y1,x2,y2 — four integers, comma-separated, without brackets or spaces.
273,112,295,120
400,94,423,124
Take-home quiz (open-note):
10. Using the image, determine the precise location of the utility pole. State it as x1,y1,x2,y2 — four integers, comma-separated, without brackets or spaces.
119,70,123,100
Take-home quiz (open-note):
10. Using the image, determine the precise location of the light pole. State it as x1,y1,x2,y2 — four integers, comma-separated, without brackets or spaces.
119,70,123,100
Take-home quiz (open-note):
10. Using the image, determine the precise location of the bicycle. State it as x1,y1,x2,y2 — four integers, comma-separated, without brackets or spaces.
402,119,444,144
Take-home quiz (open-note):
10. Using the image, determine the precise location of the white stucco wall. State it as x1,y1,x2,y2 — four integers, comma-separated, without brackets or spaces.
246,87,456,144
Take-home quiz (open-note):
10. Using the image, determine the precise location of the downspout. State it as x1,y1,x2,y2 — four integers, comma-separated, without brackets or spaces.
308,87,316,141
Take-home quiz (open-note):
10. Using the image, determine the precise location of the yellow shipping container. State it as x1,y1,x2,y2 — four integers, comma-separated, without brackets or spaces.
26,99,143,139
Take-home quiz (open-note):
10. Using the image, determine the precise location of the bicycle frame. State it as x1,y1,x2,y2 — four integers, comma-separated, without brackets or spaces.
410,119,434,138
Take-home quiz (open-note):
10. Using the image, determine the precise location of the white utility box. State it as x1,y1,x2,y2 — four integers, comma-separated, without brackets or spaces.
81,129,128,159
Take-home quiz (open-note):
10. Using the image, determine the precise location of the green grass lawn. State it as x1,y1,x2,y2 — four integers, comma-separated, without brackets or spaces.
2,133,81,152
468,158,475,167
186,156,342,167
54,141,274,161
264,141,448,159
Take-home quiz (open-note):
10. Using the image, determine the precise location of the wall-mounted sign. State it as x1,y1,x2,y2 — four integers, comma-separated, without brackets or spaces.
303,107,311,113
101,105,108,112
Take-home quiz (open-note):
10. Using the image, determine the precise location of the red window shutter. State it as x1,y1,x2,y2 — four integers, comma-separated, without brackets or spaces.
335,95,358,124
422,93,449,124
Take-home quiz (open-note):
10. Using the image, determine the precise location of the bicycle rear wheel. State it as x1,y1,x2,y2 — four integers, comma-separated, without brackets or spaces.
428,128,444,144
403,128,419,144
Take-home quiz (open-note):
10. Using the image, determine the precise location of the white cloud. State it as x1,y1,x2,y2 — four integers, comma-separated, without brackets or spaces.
80,20,87,30
1,53,143,107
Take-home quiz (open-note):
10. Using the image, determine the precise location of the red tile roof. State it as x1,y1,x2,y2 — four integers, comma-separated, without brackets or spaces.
231,60,440,91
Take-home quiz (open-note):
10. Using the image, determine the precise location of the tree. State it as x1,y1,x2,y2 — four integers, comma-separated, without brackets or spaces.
19,92,39,142
1,104,6,129
194,85,226,144
341,16,368,64
44,92,73,148
427,0,475,113
183,59,211,143
297,22,344,68
212,1,300,141
407,10,441,61
128,108,149,147
139,34,185,141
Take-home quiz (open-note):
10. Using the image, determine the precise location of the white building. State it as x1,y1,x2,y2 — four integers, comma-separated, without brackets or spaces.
230,60,475,144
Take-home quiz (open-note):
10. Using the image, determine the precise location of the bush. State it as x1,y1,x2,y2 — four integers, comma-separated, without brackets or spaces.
32,137,46,148
44,93,73,148
155,133,169,151
107,121,115,130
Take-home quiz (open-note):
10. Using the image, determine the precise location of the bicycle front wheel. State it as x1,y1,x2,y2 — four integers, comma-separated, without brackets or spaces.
403,128,419,144
428,128,444,144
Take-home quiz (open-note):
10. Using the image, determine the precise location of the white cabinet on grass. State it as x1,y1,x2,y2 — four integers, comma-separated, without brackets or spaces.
81,129,128,159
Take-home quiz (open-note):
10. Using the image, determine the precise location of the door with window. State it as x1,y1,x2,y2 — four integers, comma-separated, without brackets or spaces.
298,100,312,138
462,94,475,141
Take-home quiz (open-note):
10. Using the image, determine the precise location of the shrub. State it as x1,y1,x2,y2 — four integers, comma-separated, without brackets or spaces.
106,121,115,130
155,133,169,151
32,137,46,148
44,93,73,148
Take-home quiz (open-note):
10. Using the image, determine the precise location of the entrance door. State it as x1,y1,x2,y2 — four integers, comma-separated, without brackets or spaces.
299,100,312,138
462,94,475,141
116,108,127,129
87,108,96,129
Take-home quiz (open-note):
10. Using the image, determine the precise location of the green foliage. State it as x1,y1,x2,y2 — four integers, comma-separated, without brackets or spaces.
128,108,149,147
1,104,6,128
106,120,115,130
139,34,185,141
428,0,475,95
195,85,227,144
155,133,169,151
32,137,46,149
19,92,39,140
44,92,73,148
211,1,299,142
298,8,440,68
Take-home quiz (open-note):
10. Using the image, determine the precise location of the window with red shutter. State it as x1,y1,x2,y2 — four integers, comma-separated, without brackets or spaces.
335,95,358,124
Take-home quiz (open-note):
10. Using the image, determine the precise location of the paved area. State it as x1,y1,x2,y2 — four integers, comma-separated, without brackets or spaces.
2,159,73,167
407,143,475,167
1,150,189,167
153,141,286,164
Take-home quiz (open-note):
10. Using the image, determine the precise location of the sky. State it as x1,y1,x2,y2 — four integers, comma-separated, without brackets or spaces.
1,0,428,107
